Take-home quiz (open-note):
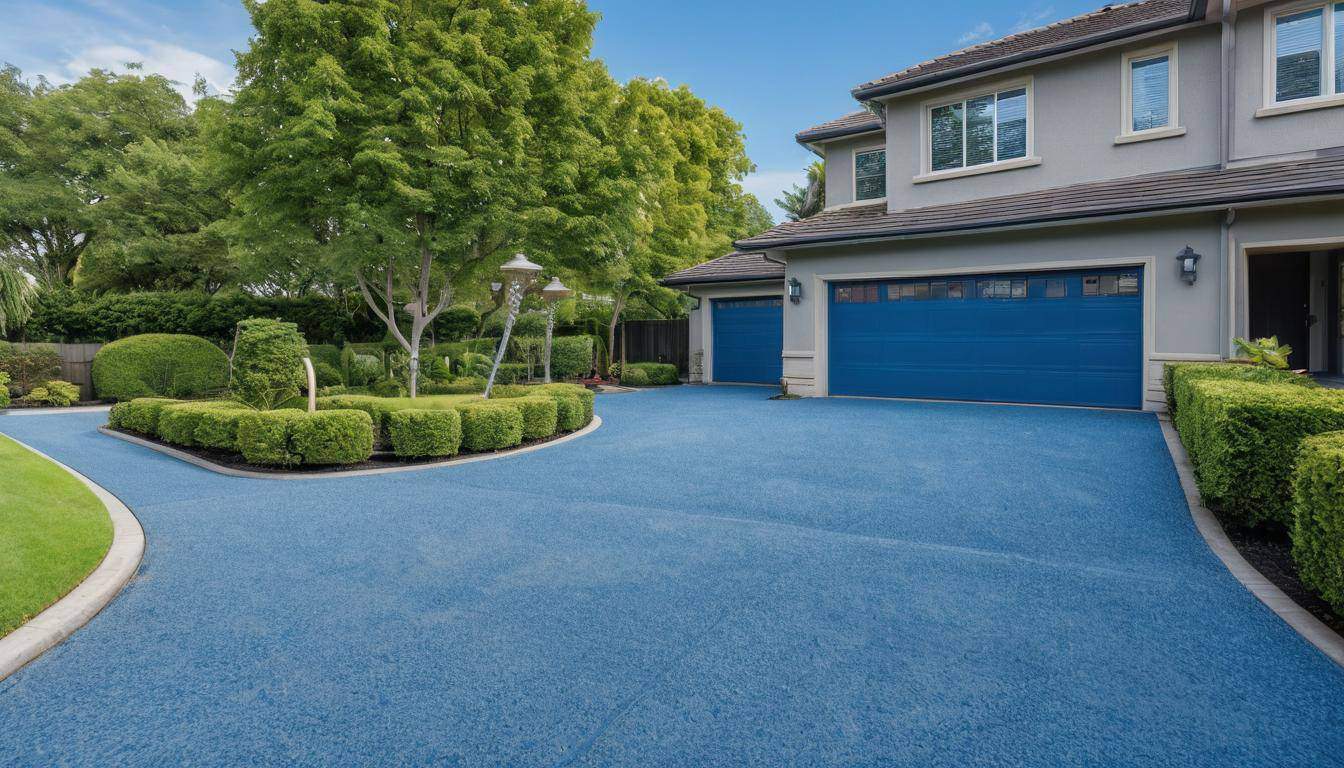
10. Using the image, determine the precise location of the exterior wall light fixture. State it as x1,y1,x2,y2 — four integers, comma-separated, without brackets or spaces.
787,277,803,303
1177,246,1201,285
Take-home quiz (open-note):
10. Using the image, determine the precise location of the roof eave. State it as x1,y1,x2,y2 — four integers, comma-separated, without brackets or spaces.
793,125,884,145
850,14,1195,101
660,273,786,288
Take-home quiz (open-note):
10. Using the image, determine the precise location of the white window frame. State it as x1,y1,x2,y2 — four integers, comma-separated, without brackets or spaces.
1117,43,1185,144
851,145,887,204
916,77,1040,184
1259,0,1344,117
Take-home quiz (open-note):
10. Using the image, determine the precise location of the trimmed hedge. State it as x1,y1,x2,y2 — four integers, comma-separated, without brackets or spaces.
235,409,307,466
1291,431,1344,613
290,410,374,465
510,396,559,440
419,376,485,395
157,401,251,448
494,363,529,385
91,333,229,401
1178,379,1344,526
625,362,679,385
388,409,463,458
108,397,180,434
1163,361,1315,416
550,335,594,380
455,403,524,452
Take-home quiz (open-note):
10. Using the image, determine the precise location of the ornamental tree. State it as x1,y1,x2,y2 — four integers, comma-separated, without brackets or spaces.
222,0,619,397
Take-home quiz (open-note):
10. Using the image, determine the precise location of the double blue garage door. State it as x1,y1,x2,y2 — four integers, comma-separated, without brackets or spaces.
712,297,783,384
829,268,1144,408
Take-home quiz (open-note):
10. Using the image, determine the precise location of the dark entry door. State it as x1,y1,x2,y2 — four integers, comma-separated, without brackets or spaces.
1249,253,1311,369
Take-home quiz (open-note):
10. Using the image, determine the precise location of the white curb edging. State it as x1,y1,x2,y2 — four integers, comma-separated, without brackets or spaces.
96,415,603,480
0,439,144,682
1158,415,1344,668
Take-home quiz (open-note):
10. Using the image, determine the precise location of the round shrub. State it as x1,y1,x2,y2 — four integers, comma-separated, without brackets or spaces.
235,409,306,466
91,333,228,401
19,380,80,407
289,409,374,465
231,319,308,410
454,403,524,452
509,396,559,440
388,409,463,458
620,366,649,386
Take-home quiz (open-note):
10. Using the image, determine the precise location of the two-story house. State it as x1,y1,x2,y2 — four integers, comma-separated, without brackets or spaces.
664,0,1344,410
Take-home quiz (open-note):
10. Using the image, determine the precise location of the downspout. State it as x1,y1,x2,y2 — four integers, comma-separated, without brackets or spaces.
1218,0,1237,358
1220,0,1237,168
1221,207,1238,358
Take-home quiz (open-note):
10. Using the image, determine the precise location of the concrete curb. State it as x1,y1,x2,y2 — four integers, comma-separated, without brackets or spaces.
0,404,113,417
96,415,604,480
1158,415,1344,668
0,439,145,682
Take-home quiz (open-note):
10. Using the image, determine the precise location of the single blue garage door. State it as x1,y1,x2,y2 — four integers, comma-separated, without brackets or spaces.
713,297,783,384
829,268,1143,408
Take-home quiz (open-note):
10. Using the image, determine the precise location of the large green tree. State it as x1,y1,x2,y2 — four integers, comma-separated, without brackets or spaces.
0,66,193,288
222,0,620,396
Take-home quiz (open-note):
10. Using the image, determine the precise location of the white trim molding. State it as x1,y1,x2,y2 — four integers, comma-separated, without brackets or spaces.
1261,0,1343,114
918,76,1036,182
1118,41,1183,143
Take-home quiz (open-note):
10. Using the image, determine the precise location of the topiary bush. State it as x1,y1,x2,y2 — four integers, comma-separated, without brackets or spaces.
538,383,594,425
231,319,308,410
109,397,181,434
619,366,649,386
495,383,593,431
20,380,80,407
509,395,559,440
92,334,228,402
155,401,252,449
289,409,374,465
387,409,463,458
550,335,594,380
1164,361,1315,416
454,403,524,452
194,406,252,451
1178,379,1344,527
625,362,679,385
1291,431,1344,613
235,409,306,466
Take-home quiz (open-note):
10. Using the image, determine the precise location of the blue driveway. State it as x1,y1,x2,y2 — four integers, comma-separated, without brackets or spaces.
2,387,1343,767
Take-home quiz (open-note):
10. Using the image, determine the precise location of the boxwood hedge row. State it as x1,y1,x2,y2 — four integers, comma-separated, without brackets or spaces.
1291,432,1344,613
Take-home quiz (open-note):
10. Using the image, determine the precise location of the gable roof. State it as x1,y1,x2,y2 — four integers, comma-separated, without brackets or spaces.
795,110,884,144
735,154,1344,250
661,251,785,287
852,0,1201,101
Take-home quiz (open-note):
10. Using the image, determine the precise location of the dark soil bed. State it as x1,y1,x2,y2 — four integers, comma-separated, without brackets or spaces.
1214,510,1344,637
106,427,574,475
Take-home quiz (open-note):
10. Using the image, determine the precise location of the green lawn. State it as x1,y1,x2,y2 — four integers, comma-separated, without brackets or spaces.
0,434,113,637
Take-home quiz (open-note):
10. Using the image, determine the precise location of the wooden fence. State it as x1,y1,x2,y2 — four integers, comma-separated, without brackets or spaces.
615,319,689,375
14,342,103,401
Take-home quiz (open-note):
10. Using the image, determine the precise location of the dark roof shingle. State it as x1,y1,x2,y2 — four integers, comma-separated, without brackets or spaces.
795,110,884,144
853,0,1197,100
736,155,1344,250
661,251,785,287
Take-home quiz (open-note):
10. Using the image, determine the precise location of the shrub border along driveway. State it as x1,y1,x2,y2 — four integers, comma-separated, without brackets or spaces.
0,435,145,682
1158,414,1344,667
95,415,603,480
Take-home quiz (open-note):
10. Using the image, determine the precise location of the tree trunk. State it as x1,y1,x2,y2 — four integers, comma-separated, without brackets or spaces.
605,292,626,379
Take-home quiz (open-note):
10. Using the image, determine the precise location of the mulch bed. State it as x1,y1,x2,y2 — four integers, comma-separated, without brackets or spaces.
1214,511,1344,637
106,427,570,475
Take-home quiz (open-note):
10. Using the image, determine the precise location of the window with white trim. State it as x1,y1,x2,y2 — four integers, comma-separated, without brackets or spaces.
1268,2,1343,104
1122,45,1178,135
854,148,886,201
928,86,1028,173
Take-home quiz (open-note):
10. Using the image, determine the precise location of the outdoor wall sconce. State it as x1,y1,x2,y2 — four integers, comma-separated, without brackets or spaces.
787,277,803,304
1177,245,1201,285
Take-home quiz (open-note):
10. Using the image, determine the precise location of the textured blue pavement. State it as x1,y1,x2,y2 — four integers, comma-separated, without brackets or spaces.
2,387,1343,767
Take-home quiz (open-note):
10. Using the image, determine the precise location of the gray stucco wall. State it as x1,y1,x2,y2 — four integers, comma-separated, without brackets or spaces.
776,214,1226,409
1231,8,1344,162
821,134,886,210
876,25,1222,210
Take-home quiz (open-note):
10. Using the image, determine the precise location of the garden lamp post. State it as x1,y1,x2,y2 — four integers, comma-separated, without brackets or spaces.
540,277,573,383
484,253,543,398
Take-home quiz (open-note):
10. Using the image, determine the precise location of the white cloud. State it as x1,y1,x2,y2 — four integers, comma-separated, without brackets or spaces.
958,22,995,45
61,41,234,101
741,169,807,224
1011,6,1057,33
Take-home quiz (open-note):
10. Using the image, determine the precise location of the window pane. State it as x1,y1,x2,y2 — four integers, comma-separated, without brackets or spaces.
931,103,964,171
1336,4,1344,94
966,95,996,167
863,284,879,303
913,282,930,300
930,281,948,299
1046,278,1067,298
835,286,850,303
1118,274,1140,295
855,150,886,200
886,283,901,301
1083,276,1100,296
996,89,1027,160
948,281,964,299
1011,280,1027,299
1277,8,1324,101
900,283,916,299
1131,55,1170,131
1100,275,1119,295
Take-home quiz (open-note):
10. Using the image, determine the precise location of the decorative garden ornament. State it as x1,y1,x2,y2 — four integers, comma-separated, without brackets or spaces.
484,254,543,398
540,277,573,384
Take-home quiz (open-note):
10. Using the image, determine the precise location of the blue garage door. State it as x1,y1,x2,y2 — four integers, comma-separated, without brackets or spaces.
713,297,783,384
829,268,1143,408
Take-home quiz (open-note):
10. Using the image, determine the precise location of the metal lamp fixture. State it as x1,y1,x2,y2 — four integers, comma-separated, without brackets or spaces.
787,277,803,304
484,254,544,398
1177,245,1201,285
540,277,573,383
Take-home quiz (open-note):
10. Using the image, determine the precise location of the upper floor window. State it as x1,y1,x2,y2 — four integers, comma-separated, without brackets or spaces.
1267,2,1343,106
922,81,1032,179
1120,44,1180,140
854,148,886,201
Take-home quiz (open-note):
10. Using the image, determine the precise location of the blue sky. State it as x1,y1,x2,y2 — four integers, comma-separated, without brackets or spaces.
3,0,1102,221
